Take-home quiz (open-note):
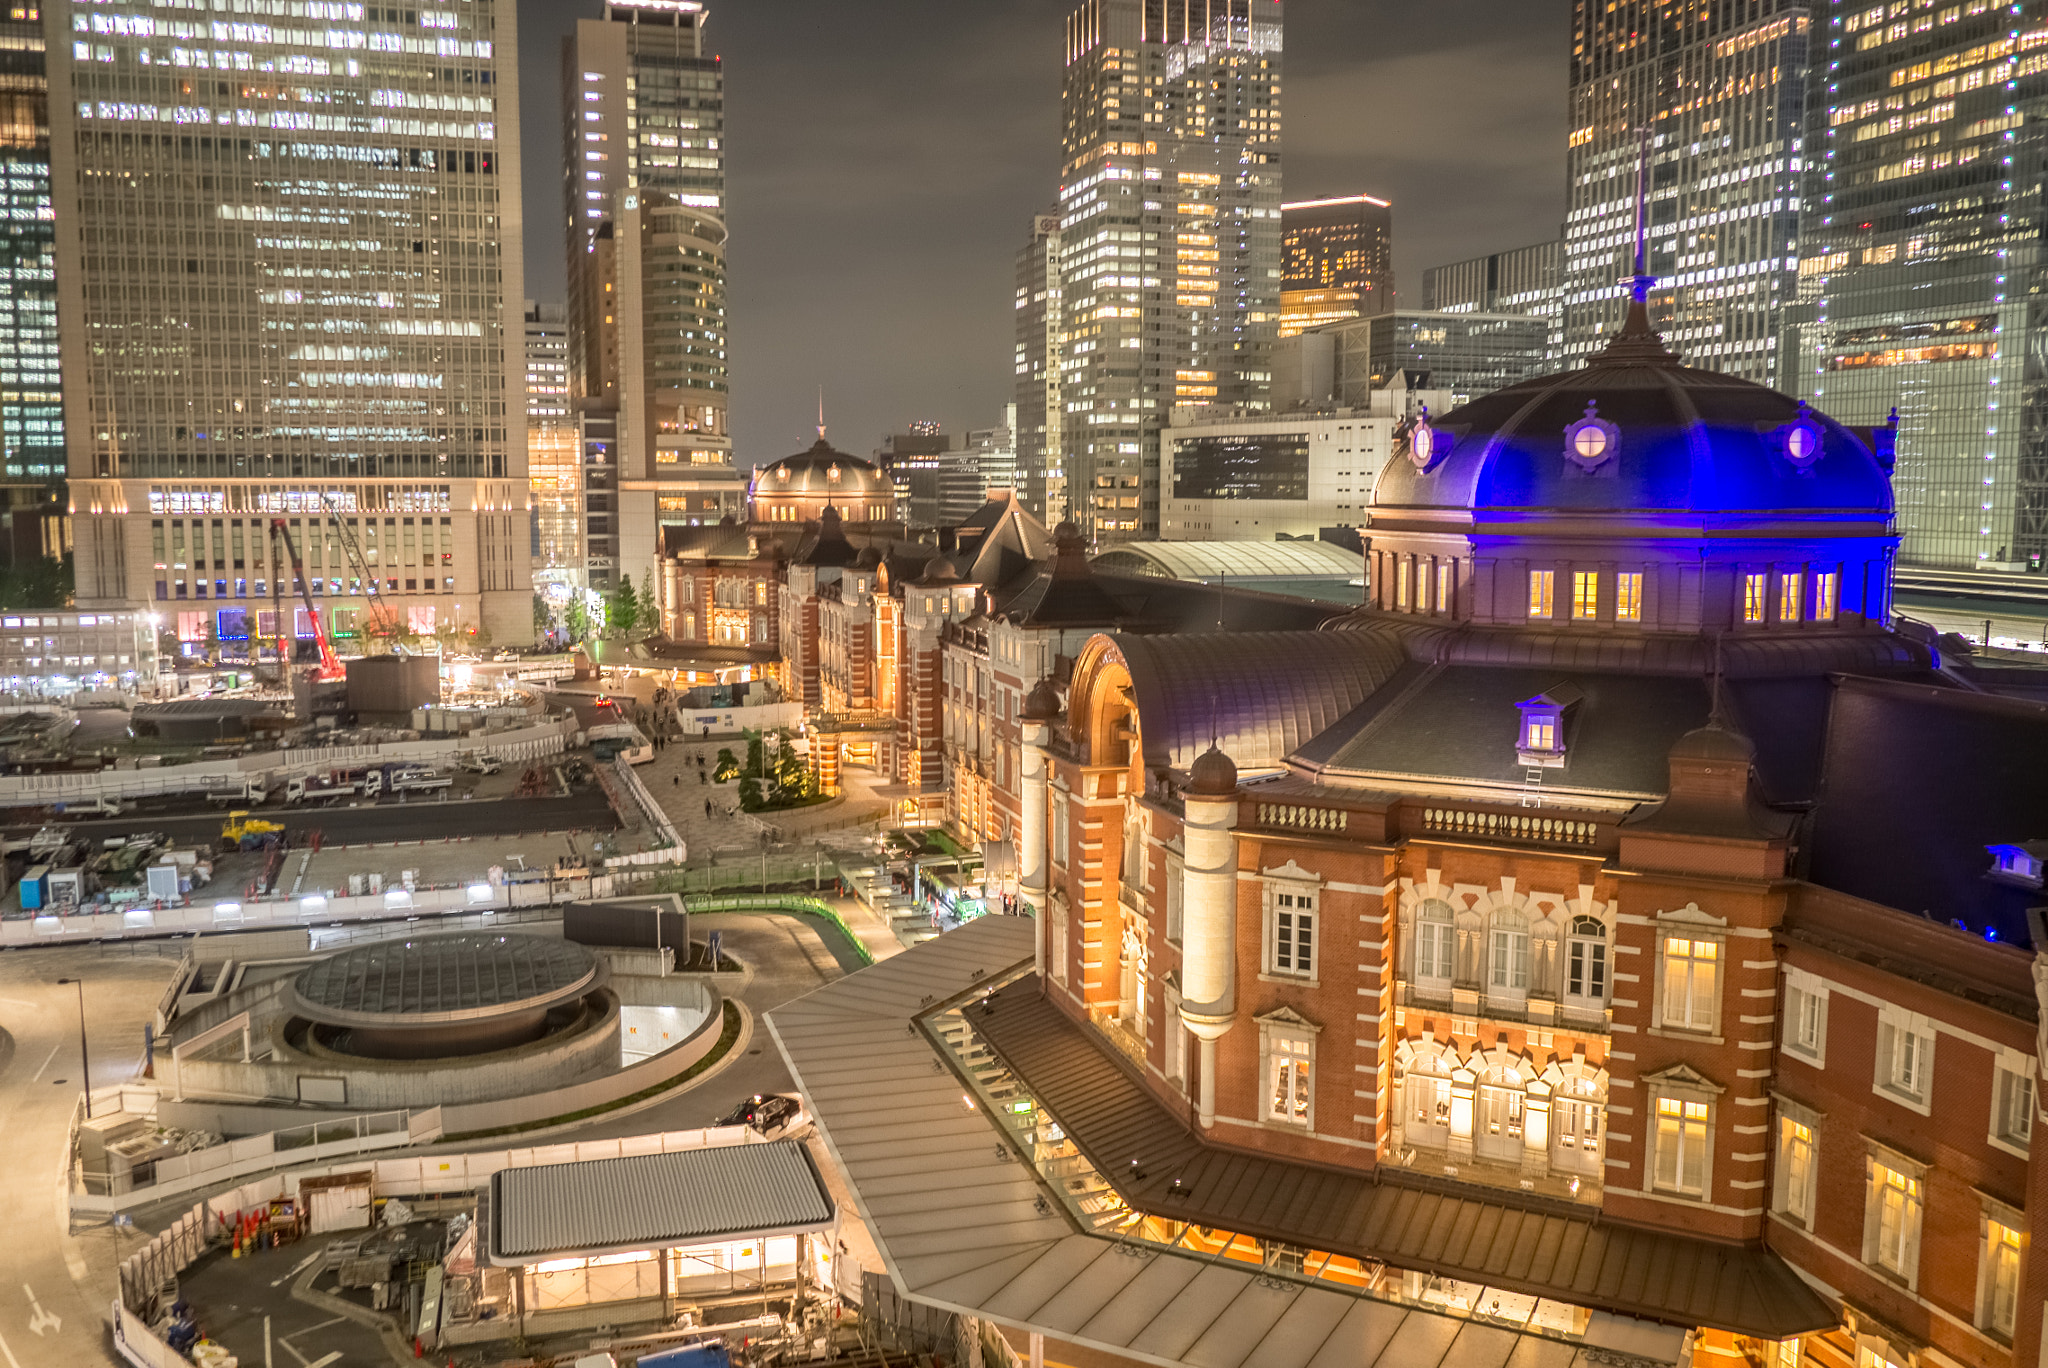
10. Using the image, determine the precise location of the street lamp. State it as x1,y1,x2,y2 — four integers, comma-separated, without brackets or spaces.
54,977,89,1118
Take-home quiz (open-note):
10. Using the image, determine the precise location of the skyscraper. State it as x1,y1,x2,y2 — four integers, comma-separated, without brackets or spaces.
49,0,530,641
0,5,63,568
1056,0,1283,544
525,302,581,588
1278,193,1391,338
1423,238,1563,357
563,0,728,592
1794,2,2044,570
1014,212,1064,523
1561,4,1811,385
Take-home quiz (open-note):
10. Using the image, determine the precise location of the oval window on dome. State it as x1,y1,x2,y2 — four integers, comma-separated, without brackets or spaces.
1563,402,1619,472
1784,422,1821,467
777,466,791,482
827,465,842,482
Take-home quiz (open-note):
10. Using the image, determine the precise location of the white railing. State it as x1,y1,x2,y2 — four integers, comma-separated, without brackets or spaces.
2,870,617,947
0,714,576,806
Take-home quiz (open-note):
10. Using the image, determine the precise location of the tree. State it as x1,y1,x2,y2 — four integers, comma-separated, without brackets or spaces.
0,554,74,611
638,578,662,636
532,592,551,645
610,573,641,638
564,597,592,645
770,728,814,803
737,776,763,812
712,747,741,783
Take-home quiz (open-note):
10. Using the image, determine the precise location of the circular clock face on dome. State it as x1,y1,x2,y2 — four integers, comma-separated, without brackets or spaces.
1407,419,1439,470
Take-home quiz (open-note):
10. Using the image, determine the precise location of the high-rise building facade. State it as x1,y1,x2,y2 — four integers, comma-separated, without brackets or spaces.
48,0,531,642
1562,3,1811,385
1423,238,1563,358
1278,193,1391,338
1792,1,2046,570
1014,212,1064,523
1056,0,1283,545
563,0,728,594
0,6,62,568
525,301,581,588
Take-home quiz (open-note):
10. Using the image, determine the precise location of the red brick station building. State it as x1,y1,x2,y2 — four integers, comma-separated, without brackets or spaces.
773,305,2048,1368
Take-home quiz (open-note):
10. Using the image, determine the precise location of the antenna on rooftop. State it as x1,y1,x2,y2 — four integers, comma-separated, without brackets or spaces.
816,388,827,440
1628,122,1655,305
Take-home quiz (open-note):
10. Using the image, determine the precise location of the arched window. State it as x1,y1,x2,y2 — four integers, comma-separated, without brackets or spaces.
1413,898,1454,990
1488,909,1530,997
1403,1051,1453,1150
1554,1070,1604,1178
1565,915,1609,1009
1476,1064,1525,1162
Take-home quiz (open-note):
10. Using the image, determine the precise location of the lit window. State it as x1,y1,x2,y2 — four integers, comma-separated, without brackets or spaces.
1743,573,1767,623
1396,556,1410,609
1525,718,1554,751
1815,570,1838,621
1268,889,1315,978
1436,561,1453,615
1565,916,1607,1005
1616,571,1642,622
1780,574,1803,622
1653,1096,1711,1196
1572,570,1598,619
1660,935,1719,1033
1267,1034,1312,1127
1981,1217,2023,1338
1527,568,1554,618
1865,1159,1923,1282
1775,1114,1817,1225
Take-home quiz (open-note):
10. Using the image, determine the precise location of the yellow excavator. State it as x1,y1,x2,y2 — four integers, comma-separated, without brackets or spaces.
221,811,286,852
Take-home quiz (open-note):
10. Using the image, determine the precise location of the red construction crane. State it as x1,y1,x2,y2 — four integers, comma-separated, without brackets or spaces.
268,518,344,681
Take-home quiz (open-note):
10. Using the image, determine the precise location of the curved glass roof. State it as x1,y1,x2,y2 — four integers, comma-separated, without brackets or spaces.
1092,539,1361,582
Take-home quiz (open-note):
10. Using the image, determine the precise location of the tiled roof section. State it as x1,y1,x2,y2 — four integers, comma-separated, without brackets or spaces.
1111,629,1408,771
1809,676,2048,944
973,978,1834,1341
1310,667,1711,798
487,1140,835,1264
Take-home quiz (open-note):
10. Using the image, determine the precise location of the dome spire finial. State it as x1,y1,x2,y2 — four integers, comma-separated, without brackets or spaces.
816,386,826,441
1628,122,1655,306
1589,124,1682,369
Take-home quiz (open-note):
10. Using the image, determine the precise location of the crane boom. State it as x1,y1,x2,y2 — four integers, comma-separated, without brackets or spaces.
318,493,402,642
268,518,344,680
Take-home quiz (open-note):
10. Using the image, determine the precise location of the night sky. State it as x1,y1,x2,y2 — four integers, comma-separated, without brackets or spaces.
516,1,1566,464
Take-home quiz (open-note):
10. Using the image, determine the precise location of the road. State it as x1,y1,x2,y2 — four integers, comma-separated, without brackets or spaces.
1,789,619,849
0,941,183,1366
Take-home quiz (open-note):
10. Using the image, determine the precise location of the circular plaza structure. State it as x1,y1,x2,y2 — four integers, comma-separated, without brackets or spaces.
285,931,609,1060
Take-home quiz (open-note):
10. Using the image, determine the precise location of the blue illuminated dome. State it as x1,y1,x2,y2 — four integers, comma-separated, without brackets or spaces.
1375,324,1896,518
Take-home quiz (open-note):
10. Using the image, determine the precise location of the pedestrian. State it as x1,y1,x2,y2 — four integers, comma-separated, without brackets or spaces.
704,798,712,818
672,774,679,787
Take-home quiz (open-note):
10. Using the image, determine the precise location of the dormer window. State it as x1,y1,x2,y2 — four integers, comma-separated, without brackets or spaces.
1515,683,1583,768
1988,843,2045,888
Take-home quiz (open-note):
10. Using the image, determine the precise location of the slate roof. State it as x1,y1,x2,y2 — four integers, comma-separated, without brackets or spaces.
487,1139,834,1265
972,977,1834,1341
1110,629,1409,771
1304,666,1710,798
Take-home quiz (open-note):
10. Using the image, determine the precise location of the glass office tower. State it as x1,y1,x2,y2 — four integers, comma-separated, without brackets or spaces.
1793,0,2046,569
1057,0,1283,544
1278,193,1392,338
1563,2,1812,386
1014,211,1064,522
49,0,530,641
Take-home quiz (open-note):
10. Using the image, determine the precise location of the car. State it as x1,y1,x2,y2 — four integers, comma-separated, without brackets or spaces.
715,1092,809,1140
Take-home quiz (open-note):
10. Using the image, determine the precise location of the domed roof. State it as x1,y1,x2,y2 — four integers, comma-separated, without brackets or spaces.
1021,677,1064,722
914,555,960,587
1374,313,1895,519
1187,744,1239,797
753,438,893,499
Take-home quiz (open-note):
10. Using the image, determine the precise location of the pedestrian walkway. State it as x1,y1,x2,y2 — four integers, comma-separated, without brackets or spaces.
632,731,893,860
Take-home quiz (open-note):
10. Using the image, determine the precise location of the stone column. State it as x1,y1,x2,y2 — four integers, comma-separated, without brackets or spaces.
1448,1068,1477,1162
1019,692,1056,976
1522,1079,1551,1175
1178,745,1240,1129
